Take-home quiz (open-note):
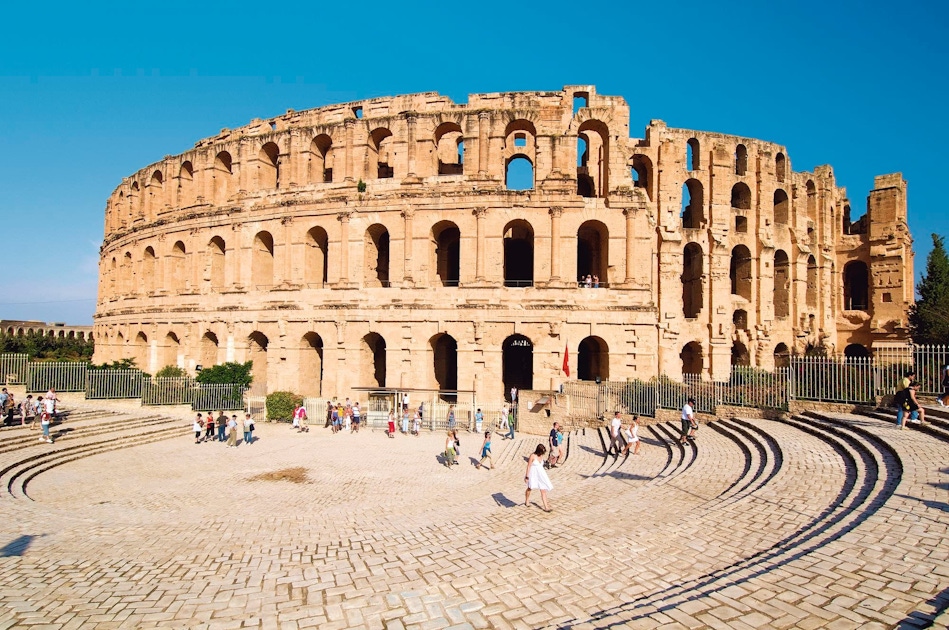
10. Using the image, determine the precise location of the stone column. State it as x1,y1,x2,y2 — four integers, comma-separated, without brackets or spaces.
624,208,636,284
344,119,355,182
405,113,417,177
549,207,563,283
401,208,414,285
477,112,489,177
474,207,487,282
337,212,351,285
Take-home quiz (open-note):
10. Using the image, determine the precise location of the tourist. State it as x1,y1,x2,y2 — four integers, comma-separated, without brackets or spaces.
546,422,561,468
609,411,623,455
476,431,493,470
681,397,696,445
524,443,553,512
226,414,239,447
622,416,641,456
351,402,361,433
217,411,227,442
447,405,456,431
443,430,456,467
193,413,204,444
205,412,216,442
387,408,396,438
412,408,420,436
243,412,254,444
20,395,36,429
475,408,484,433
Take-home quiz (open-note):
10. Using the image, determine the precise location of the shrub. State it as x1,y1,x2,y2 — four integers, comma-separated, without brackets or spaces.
196,361,253,386
155,365,187,378
266,391,303,422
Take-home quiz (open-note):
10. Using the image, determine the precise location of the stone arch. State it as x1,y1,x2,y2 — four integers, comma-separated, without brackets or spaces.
431,221,460,287
258,142,280,189
505,155,534,191
308,134,333,183
431,333,458,391
682,243,704,318
364,224,390,287
209,236,226,289
681,179,705,229
299,332,323,396
730,245,752,300
434,122,464,175
731,341,750,366
143,246,157,293
630,154,653,201
774,189,789,225
361,332,387,388
252,231,275,289
305,226,329,287
178,161,195,206
502,334,533,396
200,331,219,368
681,341,703,376
248,331,269,392
369,127,394,179
163,332,180,369
806,255,818,308
169,241,188,293
578,336,609,382
843,261,870,311
731,182,751,210
774,250,790,318
577,220,608,284
735,144,748,176
503,219,534,287
775,152,786,182
687,138,700,170
577,119,610,197
774,342,790,368
212,151,232,205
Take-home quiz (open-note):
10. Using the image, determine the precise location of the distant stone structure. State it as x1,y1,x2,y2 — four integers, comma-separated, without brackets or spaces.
93,85,914,396
1,320,93,341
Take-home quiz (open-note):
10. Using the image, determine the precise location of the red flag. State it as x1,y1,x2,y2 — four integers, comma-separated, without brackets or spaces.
562,343,570,376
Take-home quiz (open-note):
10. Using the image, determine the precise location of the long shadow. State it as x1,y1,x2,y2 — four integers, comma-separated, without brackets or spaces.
0,534,40,557
491,492,519,508
896,584,949,628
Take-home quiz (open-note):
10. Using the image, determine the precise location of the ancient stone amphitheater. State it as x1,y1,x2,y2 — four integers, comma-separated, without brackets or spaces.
93,85,914,397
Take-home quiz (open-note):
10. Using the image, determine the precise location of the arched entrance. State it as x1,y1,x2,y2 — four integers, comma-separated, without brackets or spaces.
502,334,533,397
431,333,458,392
577,336,609,381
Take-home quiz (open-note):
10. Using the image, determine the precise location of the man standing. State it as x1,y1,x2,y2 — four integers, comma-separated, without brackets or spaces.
681,397,696,445
609,411,623,455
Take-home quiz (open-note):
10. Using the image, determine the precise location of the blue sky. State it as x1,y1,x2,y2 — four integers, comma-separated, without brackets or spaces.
0,0,944,324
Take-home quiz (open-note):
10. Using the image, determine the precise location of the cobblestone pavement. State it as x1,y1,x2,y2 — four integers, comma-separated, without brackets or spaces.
0,404,947,629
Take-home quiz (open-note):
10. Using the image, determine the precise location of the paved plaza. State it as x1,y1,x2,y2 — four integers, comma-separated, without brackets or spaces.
0,404,947,629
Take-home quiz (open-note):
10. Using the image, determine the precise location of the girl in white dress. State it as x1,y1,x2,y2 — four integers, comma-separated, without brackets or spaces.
524,444,553,512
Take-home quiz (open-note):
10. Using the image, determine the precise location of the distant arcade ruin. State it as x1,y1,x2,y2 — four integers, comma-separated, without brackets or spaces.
93,85,914,397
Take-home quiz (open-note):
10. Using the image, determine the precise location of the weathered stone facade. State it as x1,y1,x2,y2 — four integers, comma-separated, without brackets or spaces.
93,85,914,397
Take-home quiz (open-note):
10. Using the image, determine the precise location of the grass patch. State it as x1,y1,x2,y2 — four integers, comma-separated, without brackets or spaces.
248,467,309,484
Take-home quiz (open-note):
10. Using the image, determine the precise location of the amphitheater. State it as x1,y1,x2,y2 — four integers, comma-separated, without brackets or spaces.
92,85,914,400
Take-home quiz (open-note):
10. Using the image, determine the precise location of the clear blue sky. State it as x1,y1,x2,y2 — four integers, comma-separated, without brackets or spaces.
1,0,944,324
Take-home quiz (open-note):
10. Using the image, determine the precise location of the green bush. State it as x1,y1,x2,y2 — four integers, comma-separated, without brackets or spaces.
196,361,253,386
266,391,303,422
155,365,187,378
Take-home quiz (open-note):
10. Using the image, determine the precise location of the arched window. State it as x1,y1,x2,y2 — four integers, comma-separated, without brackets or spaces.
735,144,748,176
370,128,394,178
362,333,387,387
431,333,458,391
681,341,703,375
682,243,704,318
179,161,195,206
309,134,333,183
502,334,533,395
681,179,704,229
248,331,269,392
432,221,460,287
774,250,790,318
305,226,329,287
806,255,818,308
143,246,157,293
774,189,789,225
505,156,534,191
252,231,275,288
731,342,750,366
258,142,280,189
364,224,390,287
201,331,219,368
300,332,323,396
731,182,751,210
577,220,608,285
687,138,700,171
630,155,653,201
503,220,534,287
578,336,609,381
213,151,232,205
775,152,786,183
730,245,752,300
434,122,464,175
843,261,870,311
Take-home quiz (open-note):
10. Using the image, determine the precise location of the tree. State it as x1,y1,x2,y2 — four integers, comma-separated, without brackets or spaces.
909,233,949,345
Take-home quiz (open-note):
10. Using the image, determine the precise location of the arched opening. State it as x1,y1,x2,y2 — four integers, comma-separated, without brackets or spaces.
733,309,748,330
577,336,609,382
577,120,610,197
731,342,750,366
774,343,791,368
212,151,232,205
844,343,870,360
774,250,790,318
502,334,533,396
774,189,789,225
630,154,653,201
735,144,748,176
577,220,608,284
731,182,751,210
209,236,226,289
135,332,149,372
505,156,534,191
163,332,180,369
775,152,786,182
806,255,818,308
201,332,218,368
305,226,329,287
503,220,534,287
309,134,333,183
681,179,705,229
682,243,704,318
681,341,703,376
299,332,323,396
258,142,280,189
143,246,157,293
431,333,458,391
370,128,394,178
364,224,390,287
252,231,275,289
730,245,752,300
178,161,195,206
435,122,464,175
361,333,387,387
248,332,269,392
169,241,187,292
432,221,460,287
843,261,870,311
687,138,700,170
